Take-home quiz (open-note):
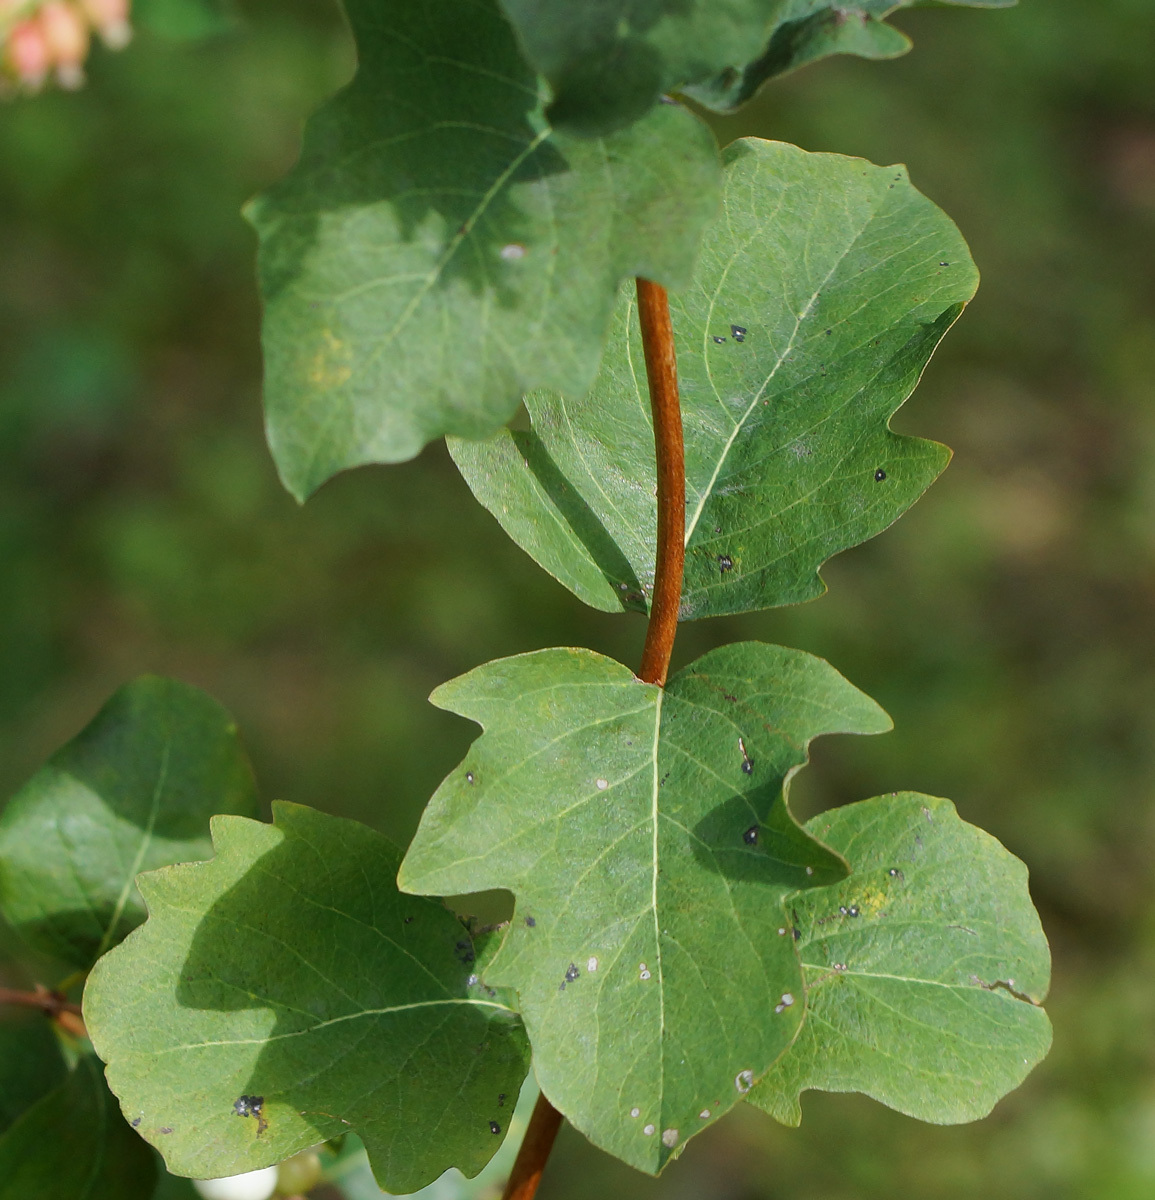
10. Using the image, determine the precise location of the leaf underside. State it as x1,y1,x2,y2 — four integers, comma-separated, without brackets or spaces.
749,793,1052,1125
453,138,971,620
399,642,891,1174
85,803,531,1194
687,0,1018,113
250,0,721,500
0,675,257,970
0,1056,157,1200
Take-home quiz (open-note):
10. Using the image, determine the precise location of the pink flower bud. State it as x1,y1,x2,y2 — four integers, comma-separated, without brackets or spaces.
39,1,90,68
5,19,50,88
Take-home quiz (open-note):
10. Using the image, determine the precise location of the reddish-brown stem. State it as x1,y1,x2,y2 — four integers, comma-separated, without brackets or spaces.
501,1093,565,1200
635,278,685,687
500,280,685,1200
0,984,87,1038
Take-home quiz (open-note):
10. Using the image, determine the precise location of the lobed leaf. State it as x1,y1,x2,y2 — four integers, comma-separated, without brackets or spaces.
0,1055,157,1200
495,0,783,135
250,0,721,501
454,139,972,619
749,793,1052,1125
0,676,257,970
687,0,1018,112
84,802,531,1194
399,642,891,1173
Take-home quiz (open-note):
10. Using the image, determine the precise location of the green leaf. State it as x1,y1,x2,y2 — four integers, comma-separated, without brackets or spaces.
0,1055,157,1200
687,0,1017,111
323,1080,540,1200
0,676,257,970
495,0,783,135
250,0,720,501
84,802,531,1194
399,642,890,1173
453,139,971,619
749,793,1052,1126
0,1012,68,1135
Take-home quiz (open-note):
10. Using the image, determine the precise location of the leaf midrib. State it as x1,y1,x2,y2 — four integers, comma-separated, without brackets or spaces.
683,191,885,547
153,997,516,1055
95,739,172,960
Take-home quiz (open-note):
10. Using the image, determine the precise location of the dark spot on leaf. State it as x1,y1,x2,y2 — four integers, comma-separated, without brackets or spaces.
940,261,950,266
741,759,753,775
490,1120,501,1134
888,867,904,880
874,469,887,482
717,554,733,572
466,772,475,784
723,693,737,703
131,1118,141,1128
498,1094,506,1107
825,328,832,335
565,963,580,983
848,906,860,917
793,927,801,941
743,825,759,845
730,325,747,342
525,916,536,927
159,1127,173,1135
455,940,475,966
713,336,726,344
403,916,413,924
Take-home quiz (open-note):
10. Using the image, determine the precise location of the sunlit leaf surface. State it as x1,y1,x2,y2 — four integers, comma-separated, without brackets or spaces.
750,793,1051,1125
86,803,530,1193
453,139,971,619
400,642,889,1172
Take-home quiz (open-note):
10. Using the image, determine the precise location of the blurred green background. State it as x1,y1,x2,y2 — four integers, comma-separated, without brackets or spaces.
3,0,1155,1196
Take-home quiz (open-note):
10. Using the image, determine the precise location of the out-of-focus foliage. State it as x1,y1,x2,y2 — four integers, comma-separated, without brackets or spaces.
1,0,1153,1196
